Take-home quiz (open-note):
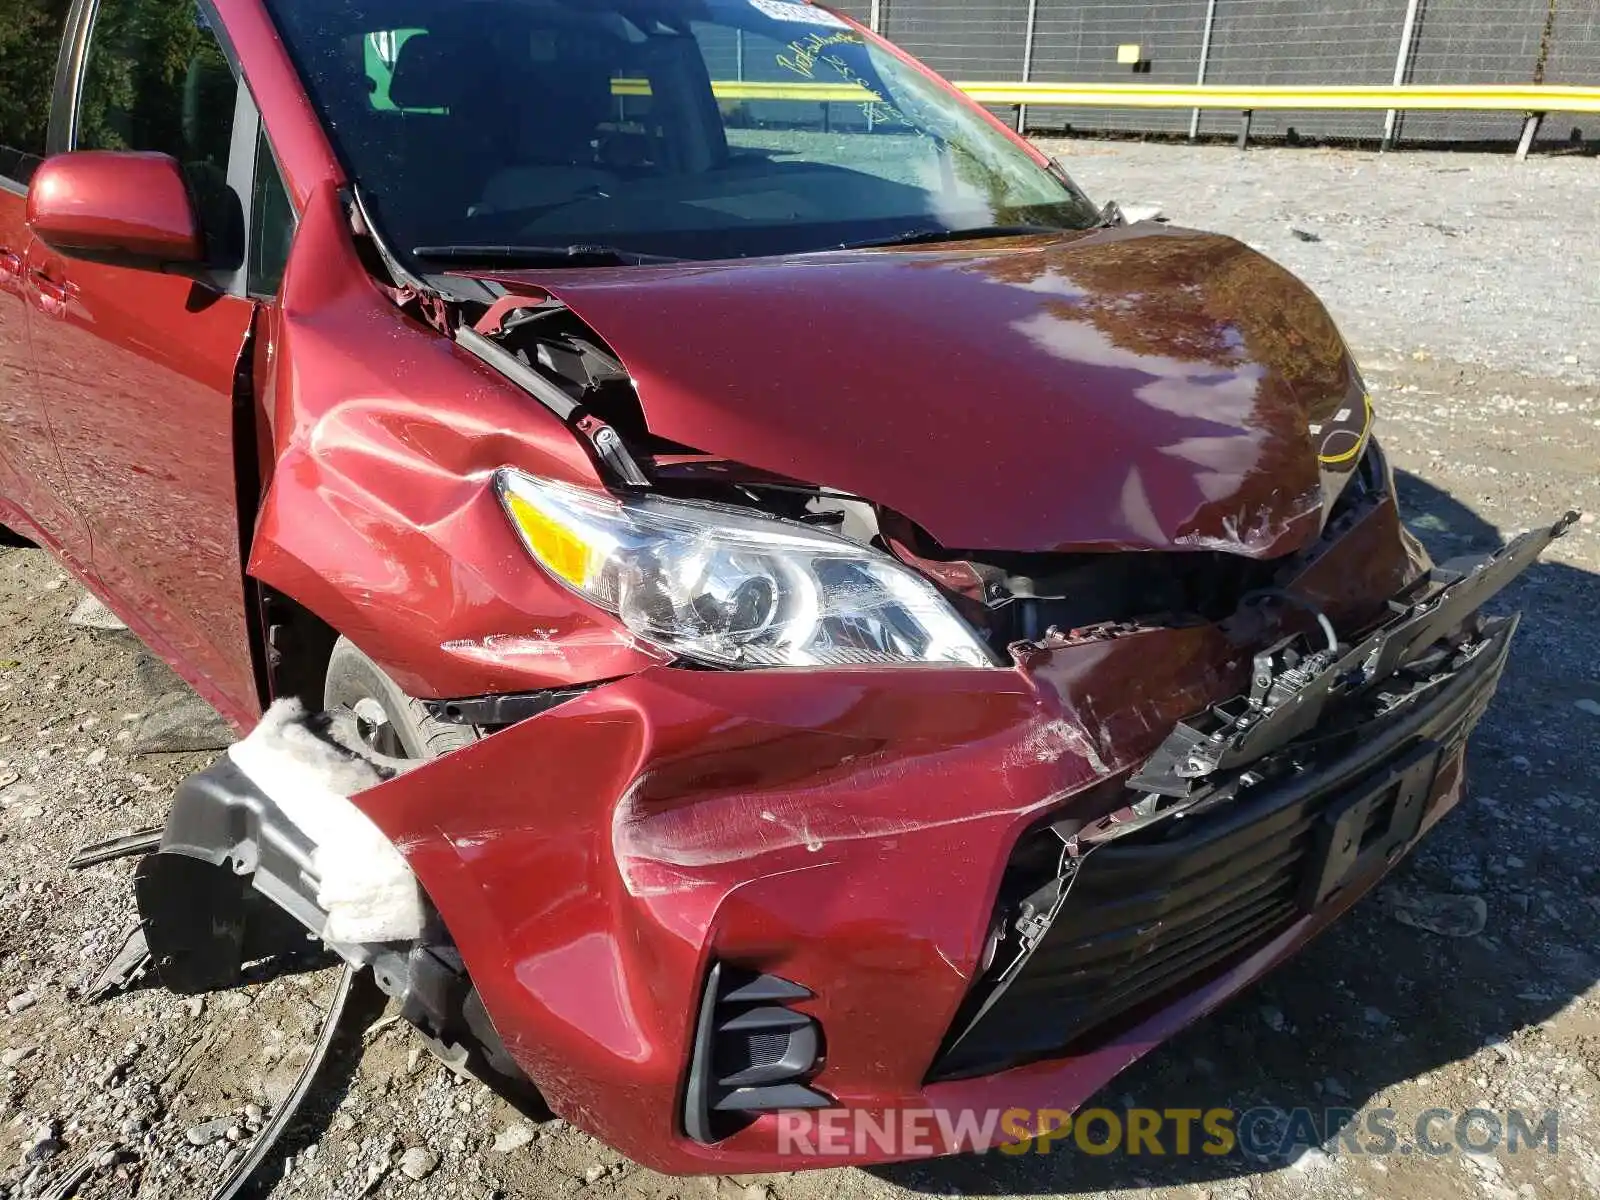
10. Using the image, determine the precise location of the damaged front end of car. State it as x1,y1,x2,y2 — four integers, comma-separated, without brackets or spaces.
930,514,1573,1083
108,181,1578,1175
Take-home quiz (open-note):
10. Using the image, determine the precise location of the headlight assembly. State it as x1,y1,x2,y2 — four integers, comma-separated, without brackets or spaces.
494,469,995,669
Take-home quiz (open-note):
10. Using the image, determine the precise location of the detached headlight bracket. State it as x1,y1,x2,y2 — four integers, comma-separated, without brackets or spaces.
456,323,650,488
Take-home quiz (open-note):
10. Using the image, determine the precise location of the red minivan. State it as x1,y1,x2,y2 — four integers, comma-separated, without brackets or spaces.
0,0,1573,1175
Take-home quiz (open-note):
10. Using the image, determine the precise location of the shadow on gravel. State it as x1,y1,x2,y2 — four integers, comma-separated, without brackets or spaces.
876,472,1599,1196
230,973,391,1200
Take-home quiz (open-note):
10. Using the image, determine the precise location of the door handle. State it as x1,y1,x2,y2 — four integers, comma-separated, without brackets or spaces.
0,249,21,284
30,268,76,315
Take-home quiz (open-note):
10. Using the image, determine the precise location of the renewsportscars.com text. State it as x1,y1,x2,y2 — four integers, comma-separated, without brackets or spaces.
775,1106,1560,1159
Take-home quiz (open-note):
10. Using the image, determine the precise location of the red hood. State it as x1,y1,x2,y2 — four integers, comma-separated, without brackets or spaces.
475,225,1370,557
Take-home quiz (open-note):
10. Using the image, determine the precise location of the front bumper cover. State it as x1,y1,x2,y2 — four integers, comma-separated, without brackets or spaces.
144,512,1572,1173
929,610,1515,1082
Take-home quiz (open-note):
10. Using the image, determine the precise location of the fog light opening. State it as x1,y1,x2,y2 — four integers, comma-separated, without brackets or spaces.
683,963,831,1144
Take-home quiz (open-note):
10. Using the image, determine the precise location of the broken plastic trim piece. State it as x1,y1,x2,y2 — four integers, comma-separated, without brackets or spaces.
453,325,649,487
83,923,154,1002
67,827,164,870
1130,511,1577,796
422,684,596,727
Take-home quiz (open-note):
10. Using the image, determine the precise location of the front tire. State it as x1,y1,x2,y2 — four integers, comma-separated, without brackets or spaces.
321,640,543,1107
322,637,478,760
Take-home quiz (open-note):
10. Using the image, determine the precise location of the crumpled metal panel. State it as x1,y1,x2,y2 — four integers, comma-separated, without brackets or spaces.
477,224,1369,560
246,183,664,698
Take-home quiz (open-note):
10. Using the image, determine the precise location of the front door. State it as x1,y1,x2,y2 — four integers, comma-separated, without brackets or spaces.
0,2,93,568
25,0,261,721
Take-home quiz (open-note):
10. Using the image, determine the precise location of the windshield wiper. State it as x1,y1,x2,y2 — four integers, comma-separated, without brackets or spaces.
835,224,1064,252
411,243,685,267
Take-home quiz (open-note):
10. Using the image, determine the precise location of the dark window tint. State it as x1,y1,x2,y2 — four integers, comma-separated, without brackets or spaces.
77,0,241,263
0,0,73,184
249,129,293,295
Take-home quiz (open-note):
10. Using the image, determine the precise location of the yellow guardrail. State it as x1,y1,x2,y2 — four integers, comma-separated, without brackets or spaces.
613,77,1600,113
612,78,877,101
953,82,1600,113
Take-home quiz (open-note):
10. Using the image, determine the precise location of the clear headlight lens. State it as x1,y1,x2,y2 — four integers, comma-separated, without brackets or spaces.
495,469,995,669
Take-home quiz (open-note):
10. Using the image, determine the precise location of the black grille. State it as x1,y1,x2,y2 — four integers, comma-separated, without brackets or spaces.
930,775,1330,1080
930,621,1512,1083
722,1030,793,1076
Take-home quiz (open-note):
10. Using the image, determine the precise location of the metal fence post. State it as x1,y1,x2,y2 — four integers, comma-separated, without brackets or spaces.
1016,0,1040,133
1516,113,1545,159
869,0,882,34
1383,0,1425,150
1190,0,1219,141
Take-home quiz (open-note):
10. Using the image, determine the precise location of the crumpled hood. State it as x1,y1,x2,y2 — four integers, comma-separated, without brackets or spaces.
477,225,1370,557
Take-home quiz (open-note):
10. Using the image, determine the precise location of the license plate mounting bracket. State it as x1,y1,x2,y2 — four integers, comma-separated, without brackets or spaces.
1301,741,1440,909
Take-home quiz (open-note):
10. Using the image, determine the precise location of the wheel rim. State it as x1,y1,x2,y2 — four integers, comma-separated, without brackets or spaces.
349,696,408,759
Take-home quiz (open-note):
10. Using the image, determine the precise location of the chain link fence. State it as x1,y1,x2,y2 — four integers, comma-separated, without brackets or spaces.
1190,0,1407,141
868,0,1600,147
1030,0,1213,135
1399,0,1553,142
1542,0,1600,144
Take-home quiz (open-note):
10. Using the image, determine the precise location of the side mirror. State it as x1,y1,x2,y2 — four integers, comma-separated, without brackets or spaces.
26,151,203,269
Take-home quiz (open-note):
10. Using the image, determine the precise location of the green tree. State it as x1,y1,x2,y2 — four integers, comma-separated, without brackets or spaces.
0,0,73,167
77,0,231,162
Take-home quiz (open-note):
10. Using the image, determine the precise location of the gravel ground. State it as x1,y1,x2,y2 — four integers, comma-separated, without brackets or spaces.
2,142,1599,1200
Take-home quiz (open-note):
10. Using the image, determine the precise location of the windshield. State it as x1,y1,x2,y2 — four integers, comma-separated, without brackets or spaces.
264,0,1101,264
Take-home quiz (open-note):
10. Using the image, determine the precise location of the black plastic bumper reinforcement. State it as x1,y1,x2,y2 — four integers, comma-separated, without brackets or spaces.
684,964,830,1144
930,613,1517,1081
1130,511,1576,798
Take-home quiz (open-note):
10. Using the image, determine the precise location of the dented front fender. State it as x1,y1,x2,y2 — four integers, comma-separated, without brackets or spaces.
246,183,663,698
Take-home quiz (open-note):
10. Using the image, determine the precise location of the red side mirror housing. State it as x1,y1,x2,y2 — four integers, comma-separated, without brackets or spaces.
27,151,204,268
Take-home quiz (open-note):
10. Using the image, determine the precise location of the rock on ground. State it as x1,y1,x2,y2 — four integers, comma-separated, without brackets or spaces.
131,689,235,754
67,594,128,632
400,1146,440,1180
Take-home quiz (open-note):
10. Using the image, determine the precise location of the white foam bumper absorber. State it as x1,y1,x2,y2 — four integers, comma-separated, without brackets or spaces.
227,699,425,943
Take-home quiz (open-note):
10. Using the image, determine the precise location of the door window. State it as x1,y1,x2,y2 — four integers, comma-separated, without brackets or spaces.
75,0,242,264
0,0,74,184
248,128,293,296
